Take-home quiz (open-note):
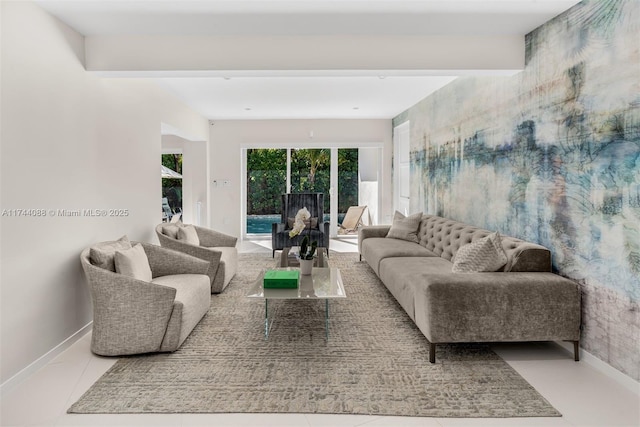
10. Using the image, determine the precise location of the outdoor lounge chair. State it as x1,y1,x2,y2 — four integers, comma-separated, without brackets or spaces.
162,197,173,222
338,205,368,235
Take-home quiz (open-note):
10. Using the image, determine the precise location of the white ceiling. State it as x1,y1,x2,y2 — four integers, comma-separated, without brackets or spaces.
154,75,459,120
36,0,581,120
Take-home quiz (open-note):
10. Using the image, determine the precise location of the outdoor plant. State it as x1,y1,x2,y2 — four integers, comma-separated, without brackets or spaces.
289,207,318,260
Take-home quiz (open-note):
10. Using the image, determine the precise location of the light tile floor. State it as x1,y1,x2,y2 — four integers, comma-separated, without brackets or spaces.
2,237,638,427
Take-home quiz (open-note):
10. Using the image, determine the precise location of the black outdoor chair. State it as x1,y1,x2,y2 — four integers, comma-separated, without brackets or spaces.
271,193,330,258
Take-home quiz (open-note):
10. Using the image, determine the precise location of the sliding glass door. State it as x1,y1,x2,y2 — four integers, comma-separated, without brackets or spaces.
337,148,358,226
243,146,378,237
290,149,331,218
246,149,287,234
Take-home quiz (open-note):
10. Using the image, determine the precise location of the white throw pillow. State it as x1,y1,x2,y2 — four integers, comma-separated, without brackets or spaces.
114,243,153,282
386,211,422,243
452,232,508,273
177,224,200,245
89,235,132,272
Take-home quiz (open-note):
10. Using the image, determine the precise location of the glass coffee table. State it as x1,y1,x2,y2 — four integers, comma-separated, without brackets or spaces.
278,247,328,268
247,267,346,340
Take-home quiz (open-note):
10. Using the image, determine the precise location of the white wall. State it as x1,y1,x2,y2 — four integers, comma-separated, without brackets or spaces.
161,135,208,226
359,148,380,224
209,120,393,237
0,2,209,384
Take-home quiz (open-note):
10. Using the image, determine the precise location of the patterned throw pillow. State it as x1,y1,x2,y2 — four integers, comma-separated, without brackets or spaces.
386,211,422,243
452,232,508,273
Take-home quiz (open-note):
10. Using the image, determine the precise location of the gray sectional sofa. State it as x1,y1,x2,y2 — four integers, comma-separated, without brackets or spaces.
359,214,581,363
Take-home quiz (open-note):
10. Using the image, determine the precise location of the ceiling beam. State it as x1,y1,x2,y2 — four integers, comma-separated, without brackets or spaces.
85,35,524,74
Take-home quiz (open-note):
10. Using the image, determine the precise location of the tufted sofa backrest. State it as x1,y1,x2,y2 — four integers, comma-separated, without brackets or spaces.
417,215,552,272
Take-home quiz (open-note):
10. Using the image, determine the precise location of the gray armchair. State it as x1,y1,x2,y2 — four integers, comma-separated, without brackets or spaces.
81,241,211,356
155,223,238,293
271,193,330,258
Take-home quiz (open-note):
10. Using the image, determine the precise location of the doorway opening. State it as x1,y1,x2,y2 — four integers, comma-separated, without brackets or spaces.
161,153,183,222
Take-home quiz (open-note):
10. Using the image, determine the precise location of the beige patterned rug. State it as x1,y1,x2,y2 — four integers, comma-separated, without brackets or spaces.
69,252,560,417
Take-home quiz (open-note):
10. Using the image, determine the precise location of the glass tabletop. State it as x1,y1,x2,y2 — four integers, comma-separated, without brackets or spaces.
247,267,346,299
278,247,327,268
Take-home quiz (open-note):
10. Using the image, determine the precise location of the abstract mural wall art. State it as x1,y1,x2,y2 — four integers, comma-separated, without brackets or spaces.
394,0,640,379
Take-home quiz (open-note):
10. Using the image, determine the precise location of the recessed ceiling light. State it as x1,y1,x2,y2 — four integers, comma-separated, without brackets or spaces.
378,76,386,79
223,77,231,80
353,107,359,110
245,107,252,111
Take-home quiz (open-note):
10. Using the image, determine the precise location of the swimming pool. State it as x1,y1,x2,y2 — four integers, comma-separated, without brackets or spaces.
246,214,345,234
246,215,280,234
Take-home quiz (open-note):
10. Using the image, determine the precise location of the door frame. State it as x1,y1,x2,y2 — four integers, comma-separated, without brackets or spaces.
393,121,410,215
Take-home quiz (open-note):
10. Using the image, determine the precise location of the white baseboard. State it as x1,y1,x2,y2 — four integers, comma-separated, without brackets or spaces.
556,341,640,394
0,322,93,396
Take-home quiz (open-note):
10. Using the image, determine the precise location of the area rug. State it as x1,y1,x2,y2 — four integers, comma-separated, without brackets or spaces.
68,252,560,417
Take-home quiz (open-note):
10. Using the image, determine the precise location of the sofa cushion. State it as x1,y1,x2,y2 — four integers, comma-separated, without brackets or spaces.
89,235,131,271
412,272,581,344
178,225,200,245
361,237,437,275
386,211,422,243
379,257,454,321
452,232,508,273
114,243,153,282
152,274,211,348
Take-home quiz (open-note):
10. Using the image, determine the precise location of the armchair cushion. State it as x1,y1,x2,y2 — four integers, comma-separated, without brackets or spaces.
208,246,238,290
115,243,153,282
178,224,200,245
152,274,211,350
90,235,131,271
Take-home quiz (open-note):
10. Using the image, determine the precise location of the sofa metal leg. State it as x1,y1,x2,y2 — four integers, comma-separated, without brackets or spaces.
272,249,275,258
359,254,362,261
429,343,436,363
573,340,580,362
